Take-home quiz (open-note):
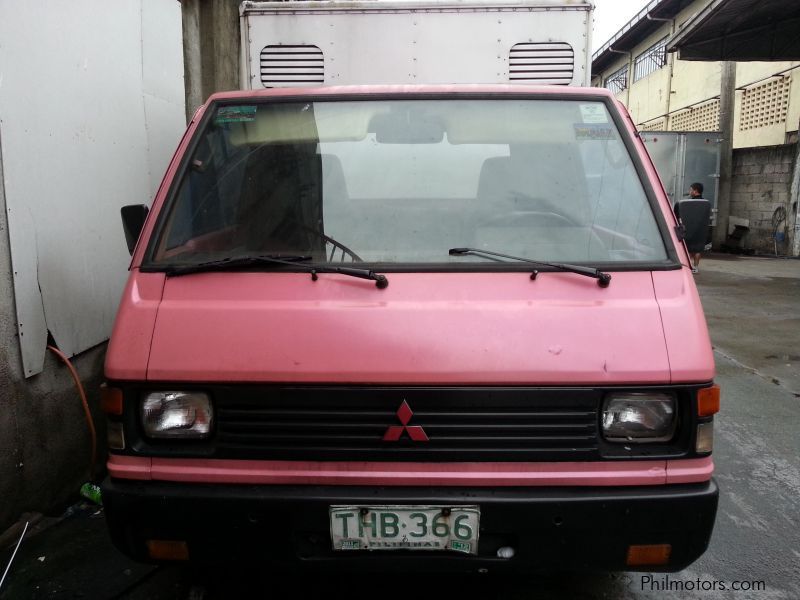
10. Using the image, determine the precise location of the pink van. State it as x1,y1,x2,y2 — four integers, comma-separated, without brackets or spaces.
102,85,719,571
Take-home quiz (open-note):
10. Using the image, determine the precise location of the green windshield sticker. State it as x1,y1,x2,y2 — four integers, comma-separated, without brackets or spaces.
574,124,616,140
215,106,257,124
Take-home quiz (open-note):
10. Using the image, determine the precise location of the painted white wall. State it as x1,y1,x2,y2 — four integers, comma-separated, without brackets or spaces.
0,0,185,376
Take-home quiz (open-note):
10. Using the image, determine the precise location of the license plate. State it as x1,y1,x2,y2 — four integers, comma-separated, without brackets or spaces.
329,505,480,554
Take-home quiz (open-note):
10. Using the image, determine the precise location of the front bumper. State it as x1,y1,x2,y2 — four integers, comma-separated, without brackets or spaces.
102,478,718,572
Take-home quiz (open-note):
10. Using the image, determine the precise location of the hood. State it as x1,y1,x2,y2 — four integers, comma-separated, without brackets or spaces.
128,270,678,385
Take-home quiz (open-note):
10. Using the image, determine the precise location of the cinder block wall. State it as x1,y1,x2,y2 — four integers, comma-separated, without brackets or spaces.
730,144,797,254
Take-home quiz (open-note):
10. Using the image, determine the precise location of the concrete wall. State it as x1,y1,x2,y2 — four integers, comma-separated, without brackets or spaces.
734,61,800,149
0,1,185,378
182,0,241,120
598,51,723,132
0,0,184,535
668,59,721,122
730,145,797,254
627,60,672,126
0,148,107,534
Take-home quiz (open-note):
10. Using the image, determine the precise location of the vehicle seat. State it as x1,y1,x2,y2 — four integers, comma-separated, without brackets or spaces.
320,154,349,205
319,153,356,245
473,152,607,261
236,143,324,254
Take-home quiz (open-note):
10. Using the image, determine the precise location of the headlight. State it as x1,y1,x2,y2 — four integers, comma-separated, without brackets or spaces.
602,393,676,443
141,391,213,439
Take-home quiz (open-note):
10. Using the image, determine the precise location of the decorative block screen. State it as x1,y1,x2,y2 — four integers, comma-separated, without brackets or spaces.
670,100,720,132
739,76,791,131
639,119,666,131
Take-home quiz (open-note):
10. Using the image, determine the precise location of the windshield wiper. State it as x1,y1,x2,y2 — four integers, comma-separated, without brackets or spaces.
165,254,312,276
165,254,389,289
449,248,611,288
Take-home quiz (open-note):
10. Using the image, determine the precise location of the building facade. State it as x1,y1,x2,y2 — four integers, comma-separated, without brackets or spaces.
592,0,800,255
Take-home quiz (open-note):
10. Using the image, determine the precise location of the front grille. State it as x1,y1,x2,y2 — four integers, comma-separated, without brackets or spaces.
212,387,600,461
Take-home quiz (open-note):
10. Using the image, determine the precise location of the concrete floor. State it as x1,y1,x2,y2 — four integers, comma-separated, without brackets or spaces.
1,255,799,599
697,255,800,395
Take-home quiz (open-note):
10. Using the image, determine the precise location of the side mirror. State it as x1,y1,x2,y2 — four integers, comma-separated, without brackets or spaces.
121,204,149,255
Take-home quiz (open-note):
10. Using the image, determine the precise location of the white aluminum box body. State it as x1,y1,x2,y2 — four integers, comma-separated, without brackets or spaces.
241,0,593,89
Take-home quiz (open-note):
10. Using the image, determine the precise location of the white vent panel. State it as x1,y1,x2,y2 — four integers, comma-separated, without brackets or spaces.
260,45,324,88
508,42,574,85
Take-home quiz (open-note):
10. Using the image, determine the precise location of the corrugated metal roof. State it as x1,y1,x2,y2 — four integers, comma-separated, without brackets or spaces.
666,0,800,61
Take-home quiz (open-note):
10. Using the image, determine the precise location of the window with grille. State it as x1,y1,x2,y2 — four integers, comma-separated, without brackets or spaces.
508,42,574,85
260,45,324,88
604,65,628,95
739,76,791,131
670,100,720,132
633,38,667,82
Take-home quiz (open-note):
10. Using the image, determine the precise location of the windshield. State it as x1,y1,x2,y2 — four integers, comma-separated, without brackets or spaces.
146,98,668,268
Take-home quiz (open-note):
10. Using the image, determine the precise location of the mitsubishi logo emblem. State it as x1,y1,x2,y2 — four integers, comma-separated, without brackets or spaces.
382,400,429,442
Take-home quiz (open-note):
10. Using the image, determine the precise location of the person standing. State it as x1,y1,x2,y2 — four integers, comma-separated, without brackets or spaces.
674,182,710,272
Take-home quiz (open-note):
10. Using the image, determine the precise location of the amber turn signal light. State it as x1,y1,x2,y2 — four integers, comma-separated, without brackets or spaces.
100,384,123,415
626,544,672,566
697,385,720,417
146,540,189,561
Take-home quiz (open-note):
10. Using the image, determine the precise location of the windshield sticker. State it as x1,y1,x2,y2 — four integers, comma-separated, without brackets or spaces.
574,124,616,141
579,104,608,124
215,106,257,124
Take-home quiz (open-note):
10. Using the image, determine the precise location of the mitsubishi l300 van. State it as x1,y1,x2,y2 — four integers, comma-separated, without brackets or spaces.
102,85,719,572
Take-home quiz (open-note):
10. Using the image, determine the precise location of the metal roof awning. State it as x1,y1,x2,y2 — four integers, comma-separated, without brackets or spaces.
666,0,800,61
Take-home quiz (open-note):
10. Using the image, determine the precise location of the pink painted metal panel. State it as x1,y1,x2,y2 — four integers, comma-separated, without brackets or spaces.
107,454,152,481
651,269,715,383
201,84,617,105
140,457,667,487
109,455,714,486
666,456,714,484
104,271,165,380
145,271,671,384
614,100,713,383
